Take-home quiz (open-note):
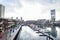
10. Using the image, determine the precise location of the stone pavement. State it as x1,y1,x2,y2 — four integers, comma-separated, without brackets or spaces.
0,25,21,40
0,32,6,40
8,25,21,40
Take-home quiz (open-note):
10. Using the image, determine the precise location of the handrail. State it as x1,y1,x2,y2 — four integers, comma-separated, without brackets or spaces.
36,30,57,40
28,24,57,40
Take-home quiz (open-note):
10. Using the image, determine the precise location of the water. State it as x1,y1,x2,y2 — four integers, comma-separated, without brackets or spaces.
16,26,60,40
16,26,47,40
47,27,60,40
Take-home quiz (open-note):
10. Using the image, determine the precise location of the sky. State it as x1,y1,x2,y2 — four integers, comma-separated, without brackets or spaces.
0,0,60,21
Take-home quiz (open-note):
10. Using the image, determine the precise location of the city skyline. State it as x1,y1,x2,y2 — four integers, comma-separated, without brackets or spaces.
0,0,60,21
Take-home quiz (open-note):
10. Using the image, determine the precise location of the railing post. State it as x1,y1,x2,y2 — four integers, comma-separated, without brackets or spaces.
46,36,48,40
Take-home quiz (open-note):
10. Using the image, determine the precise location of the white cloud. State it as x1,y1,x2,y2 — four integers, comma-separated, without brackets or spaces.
11,0,51,20
0,0,60,20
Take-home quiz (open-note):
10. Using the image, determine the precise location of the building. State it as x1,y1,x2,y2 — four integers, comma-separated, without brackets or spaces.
51,9,55,22
21,17,22,21
0,4,5,18
37,19,47,24
51,9,57,37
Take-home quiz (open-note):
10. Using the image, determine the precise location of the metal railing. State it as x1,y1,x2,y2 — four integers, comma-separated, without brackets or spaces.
36,30,57,40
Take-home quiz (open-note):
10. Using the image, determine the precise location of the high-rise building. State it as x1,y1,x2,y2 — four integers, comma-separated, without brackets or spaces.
0,4,5,18
21,17,22,21
51,9,55,22
51,9,57,37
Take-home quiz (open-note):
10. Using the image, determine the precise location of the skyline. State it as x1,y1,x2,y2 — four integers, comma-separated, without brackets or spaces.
0,0,60,21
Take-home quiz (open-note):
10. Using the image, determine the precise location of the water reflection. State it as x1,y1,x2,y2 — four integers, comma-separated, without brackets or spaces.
50,26,57,37
16,26,60,40
56,27,60,39
47,27,60,40
16,26,46,40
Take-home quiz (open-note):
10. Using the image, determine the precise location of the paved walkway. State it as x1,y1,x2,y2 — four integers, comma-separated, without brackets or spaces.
0,32,6,40
0,25,21,40
8,25,21,40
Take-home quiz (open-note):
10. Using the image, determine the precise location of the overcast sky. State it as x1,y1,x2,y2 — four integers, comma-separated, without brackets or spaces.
0,0,60,21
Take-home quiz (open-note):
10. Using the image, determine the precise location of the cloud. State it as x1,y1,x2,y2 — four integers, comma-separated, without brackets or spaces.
0,0,60,20
25,0,56,5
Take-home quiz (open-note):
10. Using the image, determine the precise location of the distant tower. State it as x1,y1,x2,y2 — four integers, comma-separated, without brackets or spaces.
21,17,22,21
51,9,57,37
0,4,5,18
11,17,13,19
51,9,55,22
16,17,18,19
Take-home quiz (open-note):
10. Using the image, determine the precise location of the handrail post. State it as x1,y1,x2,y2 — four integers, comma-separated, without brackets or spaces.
46,36,48,40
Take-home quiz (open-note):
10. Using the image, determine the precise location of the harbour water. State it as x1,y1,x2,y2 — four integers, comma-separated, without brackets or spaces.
16,26,46,40
47,27,60,40
16,26,60,40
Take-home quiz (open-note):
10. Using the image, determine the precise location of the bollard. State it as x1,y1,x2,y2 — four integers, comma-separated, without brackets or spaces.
5,31,8,40
46,36,48,40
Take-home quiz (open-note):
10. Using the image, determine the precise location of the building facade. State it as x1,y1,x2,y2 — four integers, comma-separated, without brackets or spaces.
0,4,5,18
51,9,57,37
51,9,55,22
